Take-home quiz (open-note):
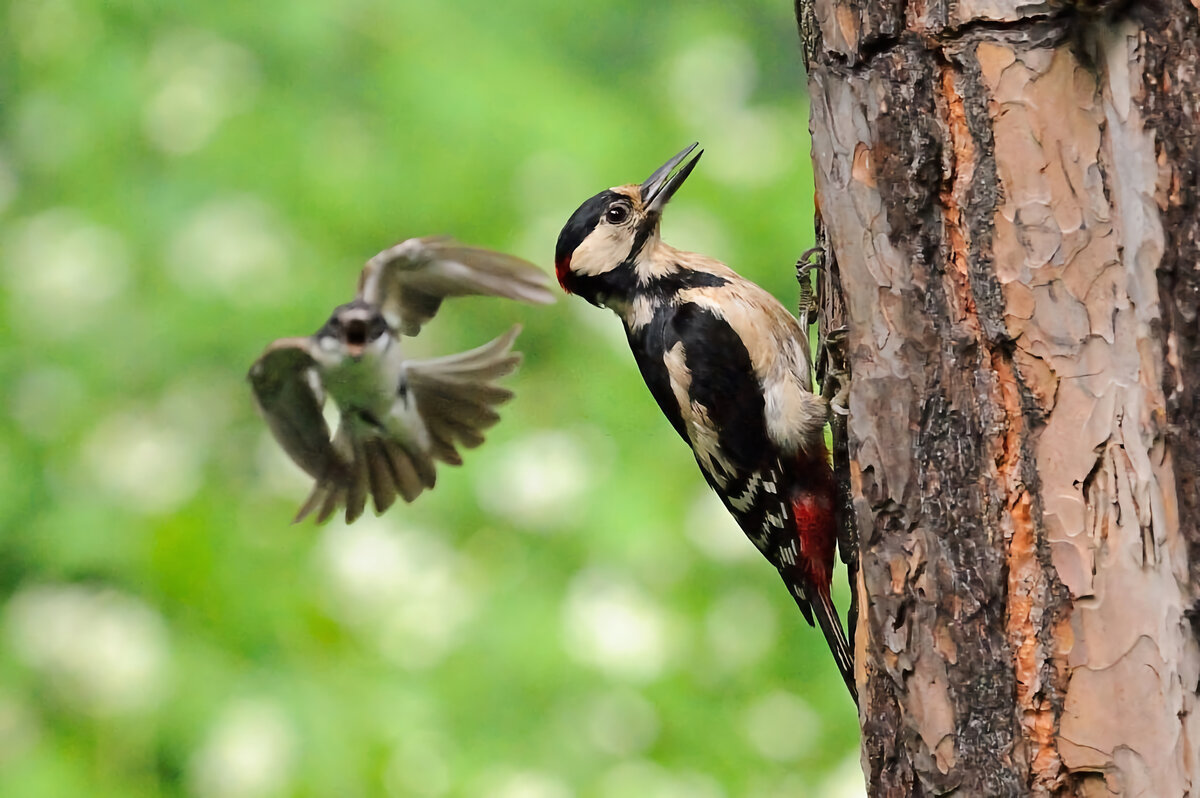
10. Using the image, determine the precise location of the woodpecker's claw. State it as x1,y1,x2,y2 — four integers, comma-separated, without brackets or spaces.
795,246,825,279
819,327,850,416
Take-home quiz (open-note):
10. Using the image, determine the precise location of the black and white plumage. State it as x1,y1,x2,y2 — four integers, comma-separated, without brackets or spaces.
249,237,555,524
555,144,856,700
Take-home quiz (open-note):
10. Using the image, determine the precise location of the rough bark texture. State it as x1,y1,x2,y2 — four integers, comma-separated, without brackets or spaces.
801,2,1200,795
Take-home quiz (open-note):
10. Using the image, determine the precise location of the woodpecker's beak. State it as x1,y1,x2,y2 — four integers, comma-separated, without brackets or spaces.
641,142,702,215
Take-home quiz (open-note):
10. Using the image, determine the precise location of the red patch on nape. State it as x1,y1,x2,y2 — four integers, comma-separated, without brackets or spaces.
554,256,573,293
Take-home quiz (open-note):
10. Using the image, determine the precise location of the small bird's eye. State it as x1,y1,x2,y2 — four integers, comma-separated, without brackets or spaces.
605,204,629,224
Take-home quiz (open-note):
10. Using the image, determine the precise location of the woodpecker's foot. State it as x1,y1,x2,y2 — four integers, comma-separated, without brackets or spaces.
796,248,824,328
819,327,850,416
826,375,850,416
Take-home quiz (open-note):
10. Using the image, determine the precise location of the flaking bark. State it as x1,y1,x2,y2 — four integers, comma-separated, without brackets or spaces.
799,2,1200,795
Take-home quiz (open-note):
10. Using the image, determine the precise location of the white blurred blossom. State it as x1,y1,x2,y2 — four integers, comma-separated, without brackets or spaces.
166,195,293,305
318,519,478,669
668,35,758,123
821,753,869,798
582,687,659,757
704,587,779,672
683,489,758,563
562,567,673,683
598,760,725,798
665,35,793,187
144,29,260,155
9,0,99,63
700,109,792,186
6,583,169,716
188,699,297,798
479,769,573,798
741,689,820,762
82,411,203,514
476,429,611,531
3,209,130,338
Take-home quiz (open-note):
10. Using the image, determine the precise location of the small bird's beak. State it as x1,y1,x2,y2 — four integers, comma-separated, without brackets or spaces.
342,317,369,359
640,142,702,215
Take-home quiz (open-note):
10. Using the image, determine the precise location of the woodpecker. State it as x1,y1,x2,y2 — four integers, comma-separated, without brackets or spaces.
555,144,855,700
250,236,555,524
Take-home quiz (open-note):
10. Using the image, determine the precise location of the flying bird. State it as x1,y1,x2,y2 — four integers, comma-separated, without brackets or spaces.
554,144,856,699
250,236,555,524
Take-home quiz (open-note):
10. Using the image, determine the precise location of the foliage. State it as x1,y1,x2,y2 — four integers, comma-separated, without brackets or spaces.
0,1,860,795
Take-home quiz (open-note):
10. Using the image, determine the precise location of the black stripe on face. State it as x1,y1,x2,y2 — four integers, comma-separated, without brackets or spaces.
618,215,658,271
556,189,621,266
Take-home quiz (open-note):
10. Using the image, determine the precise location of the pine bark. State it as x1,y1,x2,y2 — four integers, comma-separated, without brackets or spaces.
799,2,1200,795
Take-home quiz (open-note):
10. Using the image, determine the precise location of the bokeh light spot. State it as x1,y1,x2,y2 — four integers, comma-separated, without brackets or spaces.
188,699,297,798
562,567,673,683
741,689,820,762
475,429,610,531
582,687,660,757
705,587,780,672
144,29,261,155
4,209,130,338
166,195,293,305
6,583,170,717
318,519,478,670
683,489,758,563
82,411,203,514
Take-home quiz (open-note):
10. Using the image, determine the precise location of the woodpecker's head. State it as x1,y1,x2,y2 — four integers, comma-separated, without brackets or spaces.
555,143,702,302
314,300,392,364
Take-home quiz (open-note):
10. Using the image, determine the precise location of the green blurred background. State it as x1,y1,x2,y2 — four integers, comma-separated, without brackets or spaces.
0,1,862,796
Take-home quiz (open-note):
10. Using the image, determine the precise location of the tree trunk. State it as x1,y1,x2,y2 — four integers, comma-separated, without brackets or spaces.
799,2,1200,795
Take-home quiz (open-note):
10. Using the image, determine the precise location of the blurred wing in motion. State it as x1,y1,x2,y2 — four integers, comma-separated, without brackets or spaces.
357,236,556,336
405,324,523,466
248,338,337,482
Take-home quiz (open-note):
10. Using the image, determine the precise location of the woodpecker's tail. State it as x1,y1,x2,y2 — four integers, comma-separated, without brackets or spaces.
809,584,858,704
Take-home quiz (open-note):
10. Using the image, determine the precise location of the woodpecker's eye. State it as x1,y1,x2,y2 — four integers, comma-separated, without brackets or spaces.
604,204,630,224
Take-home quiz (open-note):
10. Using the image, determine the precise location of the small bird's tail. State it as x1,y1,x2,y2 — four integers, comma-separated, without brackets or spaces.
292,432,436,525
405,325,523,465
811,585,858,704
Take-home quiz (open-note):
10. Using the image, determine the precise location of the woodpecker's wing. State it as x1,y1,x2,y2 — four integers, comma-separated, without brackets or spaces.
404,325,522,465
357,236,556,336
662,301,776,479
248,337,338,482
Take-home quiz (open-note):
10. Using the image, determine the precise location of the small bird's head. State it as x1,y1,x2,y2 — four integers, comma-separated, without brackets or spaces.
555,143,702,301
316,300,391,362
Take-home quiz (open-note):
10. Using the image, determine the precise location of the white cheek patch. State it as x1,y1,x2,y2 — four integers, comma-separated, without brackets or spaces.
570,225,633,276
